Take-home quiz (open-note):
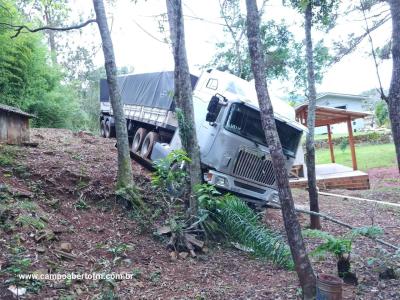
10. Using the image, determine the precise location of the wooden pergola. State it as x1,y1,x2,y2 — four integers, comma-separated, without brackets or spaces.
295,105,370,171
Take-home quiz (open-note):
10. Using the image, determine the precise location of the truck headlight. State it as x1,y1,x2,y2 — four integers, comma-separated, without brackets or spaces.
215,176,228,187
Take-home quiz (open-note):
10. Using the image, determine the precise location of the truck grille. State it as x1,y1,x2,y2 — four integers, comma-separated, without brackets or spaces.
233,149,276,186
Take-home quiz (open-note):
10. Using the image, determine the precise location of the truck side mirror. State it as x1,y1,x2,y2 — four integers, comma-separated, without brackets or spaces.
206,96,220,123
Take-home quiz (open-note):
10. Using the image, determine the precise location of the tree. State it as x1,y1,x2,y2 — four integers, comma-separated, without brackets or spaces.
245,0,316,298
166,0,203,216
287,0,338,230
92,0,134,189
17,0,71,65
386,0,400,172
3,0,136,189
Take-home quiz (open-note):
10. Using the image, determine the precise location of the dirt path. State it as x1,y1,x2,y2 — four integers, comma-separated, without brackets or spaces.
0,128,399,299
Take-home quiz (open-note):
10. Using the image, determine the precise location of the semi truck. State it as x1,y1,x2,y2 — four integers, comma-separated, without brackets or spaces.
99,69,306,204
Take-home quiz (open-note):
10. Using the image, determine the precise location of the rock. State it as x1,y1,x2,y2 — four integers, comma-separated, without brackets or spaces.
60,242,72,253
121,258,132,267
8,285,26,296
36,246,46,253
179,252,189,259
170,251,178,261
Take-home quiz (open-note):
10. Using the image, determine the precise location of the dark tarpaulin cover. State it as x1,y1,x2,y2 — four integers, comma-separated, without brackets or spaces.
99,71,198,111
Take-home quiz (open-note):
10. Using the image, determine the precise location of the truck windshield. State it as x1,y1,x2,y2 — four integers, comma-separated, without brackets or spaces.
224,103,302,157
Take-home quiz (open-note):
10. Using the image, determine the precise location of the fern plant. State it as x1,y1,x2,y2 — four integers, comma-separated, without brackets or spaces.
303,226,383,279
196,184,294,269
217,195,294,269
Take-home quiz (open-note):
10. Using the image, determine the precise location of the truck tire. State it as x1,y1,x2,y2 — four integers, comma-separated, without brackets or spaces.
131,128,148,153
140,131,159,158
100,119,106,138
104,118,115,138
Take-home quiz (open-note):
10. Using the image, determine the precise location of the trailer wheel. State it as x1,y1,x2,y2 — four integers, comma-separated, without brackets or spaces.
131,128,148,153
140,132,159,158
104,118,111,138
104,118,115,138
100,119,106,138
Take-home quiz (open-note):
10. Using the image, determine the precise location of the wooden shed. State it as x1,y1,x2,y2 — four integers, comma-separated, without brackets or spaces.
0,104,34,145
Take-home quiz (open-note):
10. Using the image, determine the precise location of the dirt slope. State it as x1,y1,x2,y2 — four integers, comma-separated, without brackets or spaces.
0,128,399,300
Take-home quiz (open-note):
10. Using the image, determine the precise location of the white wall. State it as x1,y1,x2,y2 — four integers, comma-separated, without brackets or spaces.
315,96,367,135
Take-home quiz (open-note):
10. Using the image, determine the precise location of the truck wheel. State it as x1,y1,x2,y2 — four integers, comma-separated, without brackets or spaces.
100,119,106,138
104,119,115,139
131,128,148,153
140,132,159,158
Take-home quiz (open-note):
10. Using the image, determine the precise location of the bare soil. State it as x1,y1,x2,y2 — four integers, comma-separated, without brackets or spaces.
0,128,399,300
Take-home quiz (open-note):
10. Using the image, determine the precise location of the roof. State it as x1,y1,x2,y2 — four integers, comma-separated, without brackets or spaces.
295,104,371,127
0,104,34,118
316,92,369,101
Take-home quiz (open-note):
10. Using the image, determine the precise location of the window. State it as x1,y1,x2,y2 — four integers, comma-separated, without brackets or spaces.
224,103,302,158
206,78,218,90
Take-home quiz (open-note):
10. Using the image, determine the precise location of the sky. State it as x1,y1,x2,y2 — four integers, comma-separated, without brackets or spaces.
71,0,393,99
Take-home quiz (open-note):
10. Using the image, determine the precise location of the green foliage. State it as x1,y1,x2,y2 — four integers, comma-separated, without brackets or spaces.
0,0,93,130
152,149,191,195
375,100,389,126
107,243,131,257
303,226,383,259
196,184,294,269
217,195,294,269
1,245,43,293
16,215,46,230
285,0,339,29
176,109,193,151
339,138,348,153
74,197,90,210
303,229,352,259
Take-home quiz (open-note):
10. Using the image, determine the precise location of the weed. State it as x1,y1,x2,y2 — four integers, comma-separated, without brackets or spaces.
74,197,90,210
16,215,46,230
71,154,83,161
0,145,15,166
131,268,142,279
13,164,30,178
107,243,131,257
149,270,161,283
2,247,43,293
19,201,38,212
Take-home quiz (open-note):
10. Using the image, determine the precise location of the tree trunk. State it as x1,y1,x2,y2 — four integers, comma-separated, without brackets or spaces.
92,0,134,189
44,5,57,65
304,3,321,229
245,0,316,298
166,0,203,216
387,0,400,173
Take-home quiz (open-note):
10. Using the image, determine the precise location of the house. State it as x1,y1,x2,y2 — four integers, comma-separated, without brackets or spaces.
312,93,373,134
0,104,34,145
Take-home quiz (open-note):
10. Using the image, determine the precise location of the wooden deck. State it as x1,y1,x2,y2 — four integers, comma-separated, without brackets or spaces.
290,163,370,190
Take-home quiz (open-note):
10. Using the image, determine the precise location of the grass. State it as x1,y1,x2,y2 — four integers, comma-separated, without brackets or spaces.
316,143,396,170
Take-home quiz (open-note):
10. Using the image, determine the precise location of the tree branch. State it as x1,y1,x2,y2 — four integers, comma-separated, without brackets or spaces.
360,0,388,101
0,19,97,38
332,14,390,64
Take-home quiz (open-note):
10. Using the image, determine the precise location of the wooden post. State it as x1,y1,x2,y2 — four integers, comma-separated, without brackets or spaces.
347,118,357,170
327,124,335,163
